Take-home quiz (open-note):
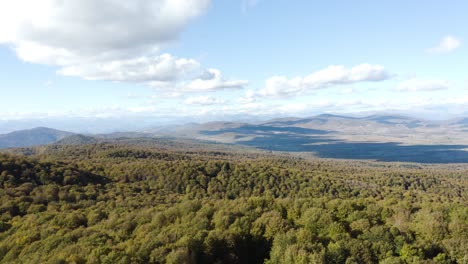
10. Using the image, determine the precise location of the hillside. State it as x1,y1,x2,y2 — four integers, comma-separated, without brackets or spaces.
0,153,106,187
56,134,98,145
0,142,466,263
0,127,74,149
149,114,468,163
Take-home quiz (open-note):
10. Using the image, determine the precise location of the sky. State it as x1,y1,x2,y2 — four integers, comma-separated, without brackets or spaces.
0,0,467,126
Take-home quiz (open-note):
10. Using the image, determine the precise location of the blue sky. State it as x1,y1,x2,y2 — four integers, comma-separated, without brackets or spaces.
0,0,467,123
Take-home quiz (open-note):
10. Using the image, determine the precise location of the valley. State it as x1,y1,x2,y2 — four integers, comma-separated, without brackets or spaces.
2,114,468,163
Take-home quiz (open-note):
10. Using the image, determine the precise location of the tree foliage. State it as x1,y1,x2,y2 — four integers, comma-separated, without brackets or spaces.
0,143,466,263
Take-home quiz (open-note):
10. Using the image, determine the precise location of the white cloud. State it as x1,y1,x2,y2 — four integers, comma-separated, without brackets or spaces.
185,69,248,91
184,96,226,105
3,93,468,122
256,64,390,98
0,0,210,62
149,68,248,93
237,90,257,104
340,88,355,94
426,36,461,54
0,0,210,61
59,54,200,82
0,0,246,92
396,78,451,92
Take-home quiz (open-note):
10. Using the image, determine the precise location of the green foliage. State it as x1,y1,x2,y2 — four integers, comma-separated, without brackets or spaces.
0,143,466,263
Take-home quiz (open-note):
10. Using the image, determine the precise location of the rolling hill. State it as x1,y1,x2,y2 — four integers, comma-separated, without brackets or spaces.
2,114,468,163
0,127,74,149
147,114,468,163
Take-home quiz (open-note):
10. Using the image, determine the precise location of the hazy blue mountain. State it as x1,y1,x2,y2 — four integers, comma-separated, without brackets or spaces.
147,114,466,141
0,127,74,149
143,114,468,163
2,114,468,163
453,118,468,126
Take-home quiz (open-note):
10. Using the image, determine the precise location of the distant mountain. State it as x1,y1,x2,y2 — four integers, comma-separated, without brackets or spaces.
2,114,468,163
452,117,468,126
147,113,468,147
142,114,468,163
0,127,74,149
258,114,435,133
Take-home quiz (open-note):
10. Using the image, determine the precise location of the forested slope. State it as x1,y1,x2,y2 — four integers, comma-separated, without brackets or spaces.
0,143,466,263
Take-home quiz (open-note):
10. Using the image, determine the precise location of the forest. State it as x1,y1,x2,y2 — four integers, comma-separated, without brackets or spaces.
0,140,466,264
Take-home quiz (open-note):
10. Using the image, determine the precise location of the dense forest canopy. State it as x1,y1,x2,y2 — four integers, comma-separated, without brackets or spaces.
0,141,466,264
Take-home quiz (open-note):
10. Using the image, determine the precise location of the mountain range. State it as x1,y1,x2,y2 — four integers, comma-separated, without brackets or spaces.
1,114,468,163
147,114,468,145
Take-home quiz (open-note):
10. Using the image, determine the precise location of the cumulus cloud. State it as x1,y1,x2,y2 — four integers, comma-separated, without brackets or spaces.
0,0,245,92
255,64,390,98
426,36,461,54
59,54,200,82
0,0,210,62
237,90,257,104
185,69,248,91
149,69,248,93
340,88,355,94
396,78,451,92
184,96,226,105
